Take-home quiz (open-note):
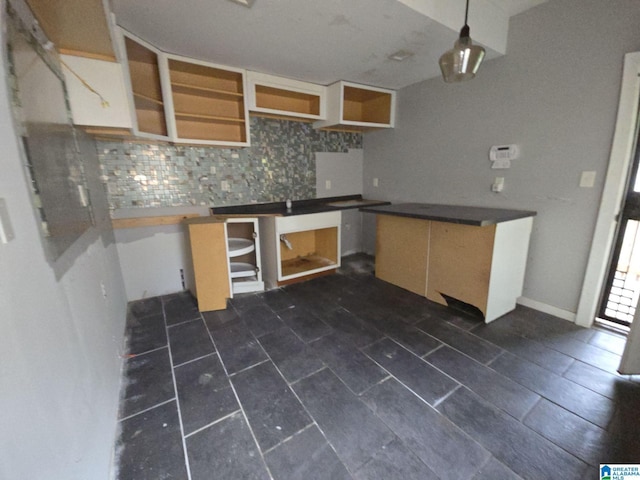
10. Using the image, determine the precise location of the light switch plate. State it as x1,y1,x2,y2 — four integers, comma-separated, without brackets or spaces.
325,180,332,190
0,198,15,244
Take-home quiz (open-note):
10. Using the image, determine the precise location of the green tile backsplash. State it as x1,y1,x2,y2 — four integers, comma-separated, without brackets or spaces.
98,116,362,210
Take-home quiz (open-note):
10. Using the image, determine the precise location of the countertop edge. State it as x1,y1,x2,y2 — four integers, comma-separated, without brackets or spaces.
361,203,537,226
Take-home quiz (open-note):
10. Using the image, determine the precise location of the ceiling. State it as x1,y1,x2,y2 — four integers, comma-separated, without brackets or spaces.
110,0,549,89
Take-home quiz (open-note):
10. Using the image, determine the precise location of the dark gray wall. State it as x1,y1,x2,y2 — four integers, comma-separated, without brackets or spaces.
362,0,640,314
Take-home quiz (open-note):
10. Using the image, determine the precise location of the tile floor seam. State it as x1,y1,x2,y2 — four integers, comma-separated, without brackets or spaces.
164,308,193,480
207,328,277,480
286,365,328,387
285,378,355,477
182,408,243,439
124,345,168,358
166,317,203,329
172,351,217,369
227,358,270,377
260,422,317,456
118,397,177,423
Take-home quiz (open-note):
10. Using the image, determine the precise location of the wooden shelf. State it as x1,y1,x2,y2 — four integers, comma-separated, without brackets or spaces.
123,35,167,137
172,82,244,99
281,255,336,277
174,112,245,123
168,57,248,144
279,226,338,279
169,59,244,94
133,92,164,108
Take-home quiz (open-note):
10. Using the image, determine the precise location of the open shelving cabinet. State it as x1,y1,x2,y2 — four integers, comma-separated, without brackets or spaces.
247,71,326,122
122,35,168,138
313,81,395,132
165,56,250,145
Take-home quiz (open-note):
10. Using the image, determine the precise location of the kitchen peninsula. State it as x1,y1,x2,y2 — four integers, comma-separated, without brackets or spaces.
361,203,537,323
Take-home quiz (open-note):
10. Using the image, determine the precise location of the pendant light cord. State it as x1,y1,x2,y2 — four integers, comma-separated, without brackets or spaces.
464,0,470,26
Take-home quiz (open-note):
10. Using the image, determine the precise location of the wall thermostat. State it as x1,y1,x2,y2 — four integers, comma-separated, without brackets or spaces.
489,144,519,161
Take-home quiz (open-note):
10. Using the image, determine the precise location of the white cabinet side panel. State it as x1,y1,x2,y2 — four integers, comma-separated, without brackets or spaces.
485,217,533,322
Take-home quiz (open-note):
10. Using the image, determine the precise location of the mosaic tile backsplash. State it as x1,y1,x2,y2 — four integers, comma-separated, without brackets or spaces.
98,116,362,210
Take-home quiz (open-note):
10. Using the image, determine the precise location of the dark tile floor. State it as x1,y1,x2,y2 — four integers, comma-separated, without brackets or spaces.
114,254,640,480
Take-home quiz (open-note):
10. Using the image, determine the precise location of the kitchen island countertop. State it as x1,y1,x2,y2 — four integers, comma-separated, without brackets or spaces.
360,203,537,226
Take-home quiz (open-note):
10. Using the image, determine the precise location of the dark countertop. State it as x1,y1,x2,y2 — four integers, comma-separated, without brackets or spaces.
360,203,537,226
211,195,391,217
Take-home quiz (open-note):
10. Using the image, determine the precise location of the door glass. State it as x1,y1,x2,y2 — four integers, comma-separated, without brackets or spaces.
603,220,640,324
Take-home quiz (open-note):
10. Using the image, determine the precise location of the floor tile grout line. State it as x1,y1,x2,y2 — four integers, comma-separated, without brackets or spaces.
227,358,270,377
182,408,243,439
260,422,317,456
164,306,194,480
124,344,168,358
173,351,217,369
118,397,176,423
207,327,277,480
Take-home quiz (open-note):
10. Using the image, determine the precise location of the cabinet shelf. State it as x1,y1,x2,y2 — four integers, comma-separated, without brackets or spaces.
230,262,258,279
172,82,244,99
281,255,337,278
174,112,246,123
133,92,164,108
228,237,255,257
123,35,168,138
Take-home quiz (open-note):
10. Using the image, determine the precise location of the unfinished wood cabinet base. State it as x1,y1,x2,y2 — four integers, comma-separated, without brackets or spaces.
374,215,533,323
185,218,231,312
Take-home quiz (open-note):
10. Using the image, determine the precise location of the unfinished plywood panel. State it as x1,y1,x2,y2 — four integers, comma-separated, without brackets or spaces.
186,221,230,312
124,37,167,136
427,222,496,316
343,86,392,124
375,215,429,296
255,85,320,116
27,0,115,60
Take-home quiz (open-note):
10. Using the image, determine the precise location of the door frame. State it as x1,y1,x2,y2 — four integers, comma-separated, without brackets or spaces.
576,52,640,328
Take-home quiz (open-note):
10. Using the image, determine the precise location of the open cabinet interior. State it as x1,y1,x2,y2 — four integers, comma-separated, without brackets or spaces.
280,227,338,278
168,59,247,143
124,37,167,136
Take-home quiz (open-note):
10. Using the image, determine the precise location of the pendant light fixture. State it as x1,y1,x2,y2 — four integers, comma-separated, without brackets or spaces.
439,0,485,83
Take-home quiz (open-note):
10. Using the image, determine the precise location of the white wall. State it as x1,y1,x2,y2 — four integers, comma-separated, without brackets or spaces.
362,0,640,318
0,5,128,479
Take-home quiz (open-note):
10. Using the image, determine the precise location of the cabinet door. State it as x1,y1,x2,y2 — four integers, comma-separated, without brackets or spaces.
427,222,496,316
118,31,169,139
375,215,429,296
61,55,132,129
187,222,231,312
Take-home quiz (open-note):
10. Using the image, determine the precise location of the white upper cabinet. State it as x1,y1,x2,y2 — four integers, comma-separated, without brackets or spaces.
246,71,326,121
313,81,396,132
162,54,250,146
61,54,132,130
117,29,250,146
117,31,170,140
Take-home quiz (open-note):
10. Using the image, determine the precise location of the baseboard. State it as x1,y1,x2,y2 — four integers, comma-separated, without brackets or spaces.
517,296,577,323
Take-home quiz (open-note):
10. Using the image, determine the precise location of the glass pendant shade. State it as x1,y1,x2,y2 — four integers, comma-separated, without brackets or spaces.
439,23,485,83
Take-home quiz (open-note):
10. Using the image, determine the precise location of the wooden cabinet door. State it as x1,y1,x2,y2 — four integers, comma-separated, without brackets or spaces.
375,215,429,296
187,222,231,311
427,221,496,316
